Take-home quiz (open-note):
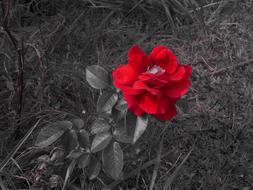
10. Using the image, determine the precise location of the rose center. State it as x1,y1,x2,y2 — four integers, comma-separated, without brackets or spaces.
147,65,165,74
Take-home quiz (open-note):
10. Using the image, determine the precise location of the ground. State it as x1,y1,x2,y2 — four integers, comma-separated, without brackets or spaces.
0,0,253,190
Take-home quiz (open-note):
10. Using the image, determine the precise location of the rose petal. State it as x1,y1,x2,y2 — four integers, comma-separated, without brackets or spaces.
138,73,169,88
112,64,138,85
123,94,144,116
150,46,167,60
133,81,161,95
162,53,178,74
165,80,191,98
157,95,170,114
183,65,192,79
154,103,177,121
150,46,178,74
167,65,185,81
139,93,158,114
128,45,150,73
114,81,143,95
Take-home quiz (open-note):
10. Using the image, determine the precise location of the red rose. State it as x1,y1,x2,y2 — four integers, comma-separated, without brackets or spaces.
112,45,192,121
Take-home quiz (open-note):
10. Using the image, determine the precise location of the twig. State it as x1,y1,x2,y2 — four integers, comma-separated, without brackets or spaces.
46,15,65,54
1,0,25,117
0,0,10,26
207,58,253,77
103,149,175,190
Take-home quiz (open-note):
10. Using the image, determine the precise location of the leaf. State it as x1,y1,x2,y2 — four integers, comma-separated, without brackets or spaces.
37,155,50,162
111,109,124,123
113,118,133,144
67,150,83,159
91,132,112,153
61,130,79,152
54,120,73,130
72,119,84,130
87,157,101,180
49,175,61,189
133,115,148,144
91,119,111,135
112,97,128,122
102,142,123,180
78,129,90,148
113,112,135,144
86,65,110,89
78,153,91,168
125,112,138,136
50,149,65,162
113,112,148,144
115,98,128,112
63,159,76,190
97,91,118,114
35,121,72,147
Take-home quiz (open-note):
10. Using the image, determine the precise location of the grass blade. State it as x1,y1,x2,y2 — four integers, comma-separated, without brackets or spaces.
162,148,193,190
0,119,41,172
63,159,77,190
161,0,175,29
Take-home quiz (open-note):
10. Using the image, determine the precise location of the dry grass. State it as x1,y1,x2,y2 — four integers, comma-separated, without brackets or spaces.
0,0,253,189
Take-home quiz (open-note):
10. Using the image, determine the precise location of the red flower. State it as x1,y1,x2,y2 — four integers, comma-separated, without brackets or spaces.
112,45,192,121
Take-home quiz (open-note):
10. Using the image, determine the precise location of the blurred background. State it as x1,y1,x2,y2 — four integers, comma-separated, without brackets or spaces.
0,0,253,189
